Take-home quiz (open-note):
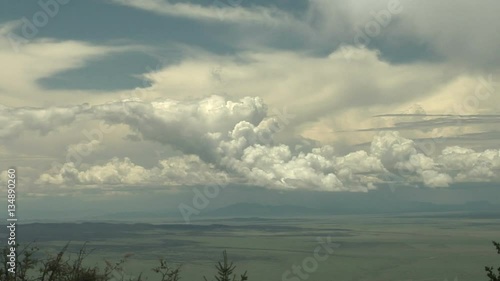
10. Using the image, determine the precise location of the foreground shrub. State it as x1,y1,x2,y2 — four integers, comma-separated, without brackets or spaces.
485,241,500,281
0,243,247,281
203,250,247,281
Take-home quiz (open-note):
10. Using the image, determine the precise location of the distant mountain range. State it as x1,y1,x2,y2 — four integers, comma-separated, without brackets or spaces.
203,203,326,217
30,200,498,223
201,201,500,218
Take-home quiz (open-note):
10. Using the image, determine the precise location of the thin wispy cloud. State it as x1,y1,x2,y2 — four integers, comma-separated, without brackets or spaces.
352,115,500,132
111,0,296,26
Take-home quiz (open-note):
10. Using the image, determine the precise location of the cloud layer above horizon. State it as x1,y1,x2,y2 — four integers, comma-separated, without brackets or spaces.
0,0,499,196
1,95,499,194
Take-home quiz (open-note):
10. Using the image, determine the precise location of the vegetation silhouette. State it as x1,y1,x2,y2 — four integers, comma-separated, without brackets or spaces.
0,242,247,281
485,241,500,281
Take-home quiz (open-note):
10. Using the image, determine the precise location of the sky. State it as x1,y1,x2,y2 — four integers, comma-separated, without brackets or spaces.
0,0,499,221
